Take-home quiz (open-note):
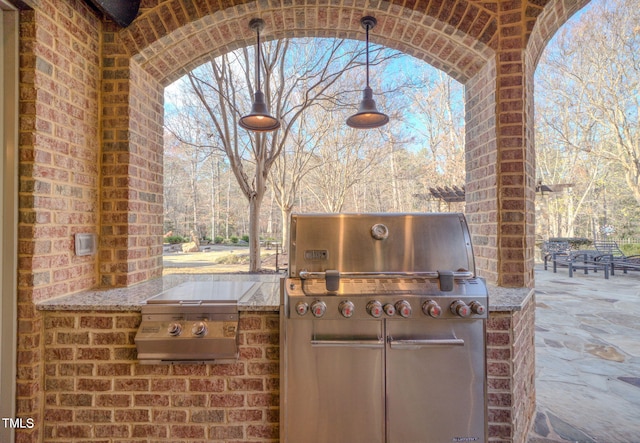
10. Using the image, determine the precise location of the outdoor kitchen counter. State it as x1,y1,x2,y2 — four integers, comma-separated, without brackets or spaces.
34,273,282,311
35,273,532,313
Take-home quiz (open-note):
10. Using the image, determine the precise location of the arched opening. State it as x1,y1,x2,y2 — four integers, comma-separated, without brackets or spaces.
530,1,640,440
101,2,506,286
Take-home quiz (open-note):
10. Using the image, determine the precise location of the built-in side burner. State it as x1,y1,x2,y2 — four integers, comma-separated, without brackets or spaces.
135,281,259,364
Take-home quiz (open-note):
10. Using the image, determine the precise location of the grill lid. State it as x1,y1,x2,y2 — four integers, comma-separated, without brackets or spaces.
288,213,476,277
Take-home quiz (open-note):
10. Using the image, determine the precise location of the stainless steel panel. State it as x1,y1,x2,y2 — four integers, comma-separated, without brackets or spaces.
289,213,474,277
146,281,258,303
135,313,239,364
280,317,385,443
386,319,487,443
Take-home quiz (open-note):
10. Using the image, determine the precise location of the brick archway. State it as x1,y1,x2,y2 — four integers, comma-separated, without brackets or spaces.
99,0,592,288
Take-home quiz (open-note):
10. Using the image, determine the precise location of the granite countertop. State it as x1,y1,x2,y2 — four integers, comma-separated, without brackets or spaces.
35,273,533,313
35,273,283,312
486,284,534,311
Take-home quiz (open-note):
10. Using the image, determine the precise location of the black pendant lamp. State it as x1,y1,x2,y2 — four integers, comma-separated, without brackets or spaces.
239,18,281,132
346,16,389,129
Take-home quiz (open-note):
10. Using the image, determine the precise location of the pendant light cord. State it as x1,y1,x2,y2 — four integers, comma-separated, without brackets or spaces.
365,22,370,88
255,26,261,92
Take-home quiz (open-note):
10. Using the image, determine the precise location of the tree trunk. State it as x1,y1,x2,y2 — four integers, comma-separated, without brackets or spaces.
248,193,263,272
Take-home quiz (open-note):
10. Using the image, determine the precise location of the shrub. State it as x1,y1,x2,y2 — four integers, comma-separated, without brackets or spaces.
214,236,224,244
241,235,249,243
165,235,186,244
230,236,239,244
549,237,591,249
215,253,249,264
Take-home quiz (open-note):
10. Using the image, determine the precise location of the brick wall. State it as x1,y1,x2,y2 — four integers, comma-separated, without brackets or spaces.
17,2,102,442
487,296,536,443
18,0,101,303
38,305,533,443
40,310,279,442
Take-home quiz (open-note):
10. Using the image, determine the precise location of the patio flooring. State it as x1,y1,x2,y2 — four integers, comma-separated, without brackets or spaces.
527,264,640,442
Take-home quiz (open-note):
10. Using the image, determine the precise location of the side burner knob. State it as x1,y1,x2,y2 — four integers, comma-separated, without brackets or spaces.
367,301,383,318
422,300,442,318
339,301,355,318
167,322,182,336
395,300,412,318
470,301,486,315
310,301,327,318
450,300,471,318
191,321,208,337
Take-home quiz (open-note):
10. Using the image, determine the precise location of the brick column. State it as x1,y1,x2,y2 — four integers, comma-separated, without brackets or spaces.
100,33,164,287
465,7,537,288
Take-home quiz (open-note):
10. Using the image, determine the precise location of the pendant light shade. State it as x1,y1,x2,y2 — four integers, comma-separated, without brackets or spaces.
346,16,389,129
239,18,280,132
239,90,281,132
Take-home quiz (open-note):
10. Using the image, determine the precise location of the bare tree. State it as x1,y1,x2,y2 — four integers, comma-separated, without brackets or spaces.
178,37,386,271
535,0,640,238
538,0,640,203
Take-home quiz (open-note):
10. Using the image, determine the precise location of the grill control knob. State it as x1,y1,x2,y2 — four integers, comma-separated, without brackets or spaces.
310,301,327,318
295,301,309,316
191,321,208,337
422,300,442,318
167,322,183,336
450,300,471,318
470,301,486,315
383,303,396,316
339,301,355,318
367,301,383,318
395,300,412,318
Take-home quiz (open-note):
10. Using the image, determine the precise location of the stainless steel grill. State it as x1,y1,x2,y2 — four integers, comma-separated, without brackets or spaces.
280,213,488,443
135,281,258,364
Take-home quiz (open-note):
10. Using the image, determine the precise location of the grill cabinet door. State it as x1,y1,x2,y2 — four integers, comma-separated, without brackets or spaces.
281,318,385,443
385,319,487,443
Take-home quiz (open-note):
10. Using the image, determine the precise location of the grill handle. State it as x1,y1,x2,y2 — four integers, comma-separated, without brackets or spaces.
310,338,385,348
298,270,474,280
388,338,465,349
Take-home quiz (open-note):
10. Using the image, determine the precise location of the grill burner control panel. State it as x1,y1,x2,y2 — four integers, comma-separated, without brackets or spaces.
285,277,488,321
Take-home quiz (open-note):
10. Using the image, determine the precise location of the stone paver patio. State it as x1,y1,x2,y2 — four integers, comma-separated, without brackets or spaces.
528,264,640,442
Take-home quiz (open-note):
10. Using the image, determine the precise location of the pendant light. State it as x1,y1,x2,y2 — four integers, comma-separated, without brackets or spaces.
346,16,389,129
239,18,281,132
